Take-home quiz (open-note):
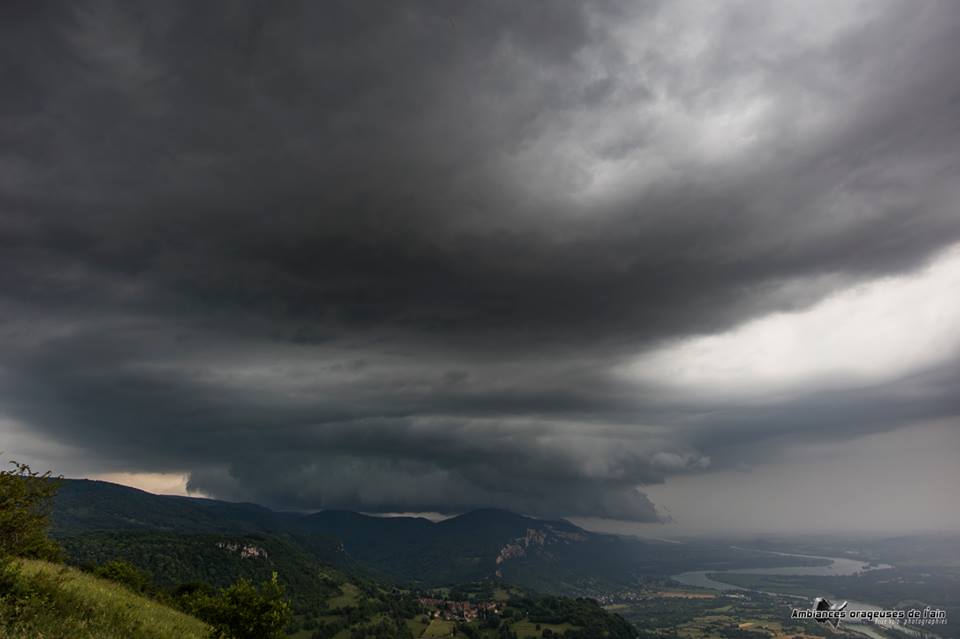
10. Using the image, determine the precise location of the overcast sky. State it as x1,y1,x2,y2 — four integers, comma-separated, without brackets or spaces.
2,0,959,535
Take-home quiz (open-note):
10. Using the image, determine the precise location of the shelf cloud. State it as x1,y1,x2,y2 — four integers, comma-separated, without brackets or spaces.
2,0,959,528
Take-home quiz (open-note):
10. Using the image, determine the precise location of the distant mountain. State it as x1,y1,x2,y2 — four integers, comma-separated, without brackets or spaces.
52,479,298,534
298,506,620,589
53,480,634,590
51,478,821,594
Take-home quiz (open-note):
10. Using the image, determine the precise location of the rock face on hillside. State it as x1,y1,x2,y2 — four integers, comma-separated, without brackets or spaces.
216,541,268,560
496,526,579,565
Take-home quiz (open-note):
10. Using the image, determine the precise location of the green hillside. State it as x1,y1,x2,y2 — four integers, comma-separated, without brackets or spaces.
0,559,209,639
59,530,344,612
52,479,827,595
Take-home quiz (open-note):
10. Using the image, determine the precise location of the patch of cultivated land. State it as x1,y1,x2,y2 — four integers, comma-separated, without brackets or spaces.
406,616,431,637
326,582,362,608
708,573,820,597
512,620,576,637
736,618,821,639
422,618,457,637
653,590,718,599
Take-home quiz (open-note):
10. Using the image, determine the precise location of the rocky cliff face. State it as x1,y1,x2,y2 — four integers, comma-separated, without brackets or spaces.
496,525,584,565
216,541,269,559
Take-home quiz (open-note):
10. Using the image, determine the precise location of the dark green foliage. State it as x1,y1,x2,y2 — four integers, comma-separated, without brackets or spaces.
347,615,414,639
480,611,502,629
1,470,306,639
448,581,496,601
90,559,151,593
59,530,341,612
0,461,62,561
615,595,729,629
0,560,71,632
183,572,291,639
506,596,635,639
0,555,20,595
717,627,769,639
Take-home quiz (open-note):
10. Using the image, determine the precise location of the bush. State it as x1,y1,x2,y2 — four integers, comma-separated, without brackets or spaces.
0,461,62,561
1,561,47,603
187,572,292,639
92,560,151,593
0,556,21,595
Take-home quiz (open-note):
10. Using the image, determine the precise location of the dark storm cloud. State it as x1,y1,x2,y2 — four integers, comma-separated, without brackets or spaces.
2,0,960,521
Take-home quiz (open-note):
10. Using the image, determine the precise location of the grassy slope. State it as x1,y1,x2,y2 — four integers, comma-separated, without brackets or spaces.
1,559,209,639
326,581,361,608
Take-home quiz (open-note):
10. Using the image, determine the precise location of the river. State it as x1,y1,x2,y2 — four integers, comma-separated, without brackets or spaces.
672,548,893,591
670,548,924,638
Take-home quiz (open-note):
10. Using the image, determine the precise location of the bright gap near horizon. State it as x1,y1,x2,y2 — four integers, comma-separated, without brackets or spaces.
621,242,960,399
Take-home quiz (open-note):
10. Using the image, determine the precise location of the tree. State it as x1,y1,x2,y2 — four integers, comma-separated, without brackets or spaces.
0,461,61,560
193,571,292,639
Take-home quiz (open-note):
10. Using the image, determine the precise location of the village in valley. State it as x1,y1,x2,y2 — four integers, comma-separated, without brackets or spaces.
417,597,503,623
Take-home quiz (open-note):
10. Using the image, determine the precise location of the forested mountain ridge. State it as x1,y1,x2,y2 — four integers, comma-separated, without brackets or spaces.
52,478,828,596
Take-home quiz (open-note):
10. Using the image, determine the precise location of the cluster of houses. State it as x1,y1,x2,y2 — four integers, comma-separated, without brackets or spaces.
418,597,501,622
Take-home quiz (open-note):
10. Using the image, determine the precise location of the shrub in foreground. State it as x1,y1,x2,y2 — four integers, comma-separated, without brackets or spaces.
183,571,292,639
0,461,61,561
91,559,152,593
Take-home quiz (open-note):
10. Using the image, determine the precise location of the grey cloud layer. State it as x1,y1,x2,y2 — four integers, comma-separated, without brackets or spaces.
2,1,959,520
